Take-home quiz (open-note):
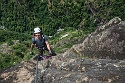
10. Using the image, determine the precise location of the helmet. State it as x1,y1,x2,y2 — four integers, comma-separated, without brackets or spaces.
34,27,41,33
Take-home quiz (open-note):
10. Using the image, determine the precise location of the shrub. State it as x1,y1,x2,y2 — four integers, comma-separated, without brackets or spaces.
7,40,14,46
0,54,13,69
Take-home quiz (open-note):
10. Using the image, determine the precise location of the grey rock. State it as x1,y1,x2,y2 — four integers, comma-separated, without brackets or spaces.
71,17,125,59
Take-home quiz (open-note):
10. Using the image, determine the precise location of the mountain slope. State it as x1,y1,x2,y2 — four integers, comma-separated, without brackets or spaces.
0,54,125,83
1,17,125,83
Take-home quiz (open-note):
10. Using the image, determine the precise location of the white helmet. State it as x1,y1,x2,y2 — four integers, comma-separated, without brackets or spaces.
34,27,41,33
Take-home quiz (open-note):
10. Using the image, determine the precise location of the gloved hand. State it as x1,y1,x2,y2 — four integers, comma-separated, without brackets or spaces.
30,51,33,55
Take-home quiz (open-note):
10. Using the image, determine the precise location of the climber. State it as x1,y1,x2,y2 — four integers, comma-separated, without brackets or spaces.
30,27,56,57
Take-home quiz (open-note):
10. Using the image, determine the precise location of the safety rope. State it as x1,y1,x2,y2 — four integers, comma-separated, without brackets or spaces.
35,55,39,83
34,48,52,83
40,58,45,73
34,55,46,83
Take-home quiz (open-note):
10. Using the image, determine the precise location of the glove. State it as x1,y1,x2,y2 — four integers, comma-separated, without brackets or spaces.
30,51,33,55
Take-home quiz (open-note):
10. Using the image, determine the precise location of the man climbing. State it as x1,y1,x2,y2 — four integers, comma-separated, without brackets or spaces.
30,27,56,57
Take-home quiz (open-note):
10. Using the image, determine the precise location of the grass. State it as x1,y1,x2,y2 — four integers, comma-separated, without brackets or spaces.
49,28,89,54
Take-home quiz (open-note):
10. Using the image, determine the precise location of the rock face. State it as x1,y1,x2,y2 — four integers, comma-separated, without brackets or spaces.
0,60,36,83
0,55,125,83
72,17,125,59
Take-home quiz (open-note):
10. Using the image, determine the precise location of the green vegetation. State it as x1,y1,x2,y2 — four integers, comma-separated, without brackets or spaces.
0,30,30,43
0,0,125,70
0,30,31,70
50,28,88,53
1,0,125,35
0,42,32,69
0,54,15,69
7,39,14,46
